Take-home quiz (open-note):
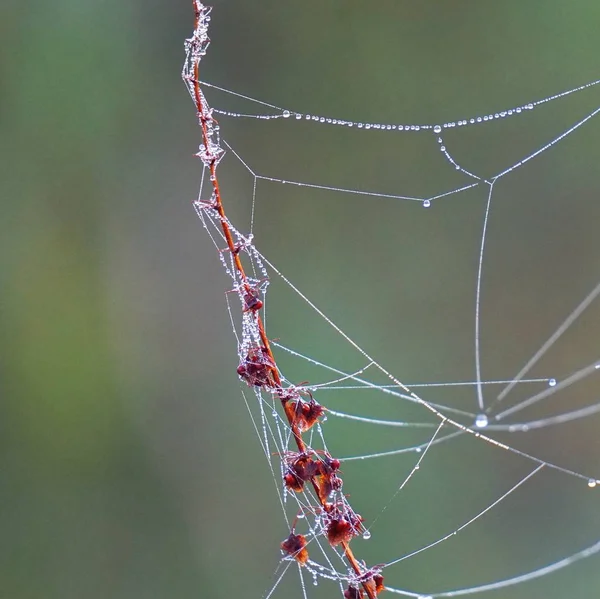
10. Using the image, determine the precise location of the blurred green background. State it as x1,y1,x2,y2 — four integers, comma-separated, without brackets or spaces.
2,1,600,598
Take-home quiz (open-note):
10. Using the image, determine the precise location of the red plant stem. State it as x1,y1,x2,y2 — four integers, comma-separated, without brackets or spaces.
189,4,377,597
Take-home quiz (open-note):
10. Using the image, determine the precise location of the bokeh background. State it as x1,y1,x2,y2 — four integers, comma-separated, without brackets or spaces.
2,1,600,598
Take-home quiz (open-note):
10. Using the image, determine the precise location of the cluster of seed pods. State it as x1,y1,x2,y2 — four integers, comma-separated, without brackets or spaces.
185,2,384,597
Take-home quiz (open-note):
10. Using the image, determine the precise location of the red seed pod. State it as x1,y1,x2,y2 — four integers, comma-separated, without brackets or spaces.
242,288,263,312
316,472,343,503
283,452,321,492
343,586,363,599
345,570,385,598
326,504,364,546
284,471,305,492
327,516,356,546
237,346,276,387
371,574,385,595
282,451,342,497
284,397,324,432
280,533,309,565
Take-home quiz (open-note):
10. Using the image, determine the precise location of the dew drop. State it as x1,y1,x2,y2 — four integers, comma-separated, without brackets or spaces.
415,447,422,453
362,530,372,540
282,110,290,118
475,413,489,428
297,511,305,519
548,378,557,387
440,145,446,152
422,199,431,208
295,113,302,120
272,410,278,418
455,165,461,170
588,479,598,488
527,103,534,110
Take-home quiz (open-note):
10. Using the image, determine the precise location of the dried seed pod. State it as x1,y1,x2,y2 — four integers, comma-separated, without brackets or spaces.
280,533,309,565
284,397,324,431
237,346,276,387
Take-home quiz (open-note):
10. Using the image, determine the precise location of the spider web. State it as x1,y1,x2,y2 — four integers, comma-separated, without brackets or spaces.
183,5,600,599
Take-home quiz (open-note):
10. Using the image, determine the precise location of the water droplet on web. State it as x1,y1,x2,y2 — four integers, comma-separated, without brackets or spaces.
434,125,442,133
422,199,431,208
588,479,597,488
362,530,372,540
475,413,489,428
527,103,534,110
297,511,305,519
455,165,461,170
272,410,278,418
440,145,446,152
295,113,302,120
415,447,422,453
282,110,290,118
548,378,557,387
